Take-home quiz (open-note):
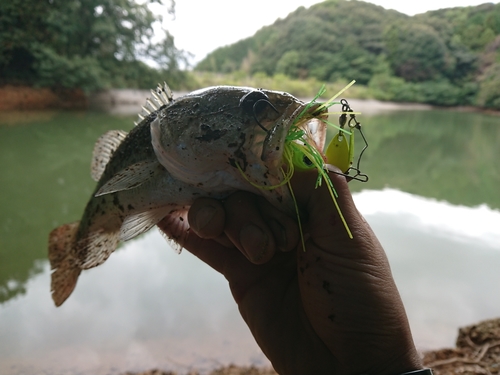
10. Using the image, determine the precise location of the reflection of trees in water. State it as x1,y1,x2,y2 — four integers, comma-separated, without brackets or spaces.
0,112,135,303
1,109,499,303
347,110,500,210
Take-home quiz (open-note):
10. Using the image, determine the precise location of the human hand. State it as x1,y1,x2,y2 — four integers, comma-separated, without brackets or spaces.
158,170,422,375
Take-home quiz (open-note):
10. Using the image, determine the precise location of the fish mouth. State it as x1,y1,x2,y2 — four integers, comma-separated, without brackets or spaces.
261,101,328,166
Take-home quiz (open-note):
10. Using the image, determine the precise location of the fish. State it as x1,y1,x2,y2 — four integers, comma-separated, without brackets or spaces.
48,83,328,307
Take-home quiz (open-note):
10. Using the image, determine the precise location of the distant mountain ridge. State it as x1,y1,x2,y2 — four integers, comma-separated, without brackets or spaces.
196,0,500,109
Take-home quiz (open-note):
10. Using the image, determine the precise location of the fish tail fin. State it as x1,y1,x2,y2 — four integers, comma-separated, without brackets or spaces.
48,222,82,307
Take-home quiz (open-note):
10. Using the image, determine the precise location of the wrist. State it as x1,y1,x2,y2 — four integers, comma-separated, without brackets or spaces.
391,369,433,375
363,346,424,375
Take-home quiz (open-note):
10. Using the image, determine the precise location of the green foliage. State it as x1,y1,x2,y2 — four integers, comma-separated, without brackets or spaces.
31,44,105,91
384,23,448,82
196,0,500,109
0,0,187,91
196,37,257,74
477,63,500,109
369,74,478,106
276,50,307,78
197,0,406,85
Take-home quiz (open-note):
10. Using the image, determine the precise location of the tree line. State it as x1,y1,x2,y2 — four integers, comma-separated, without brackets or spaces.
196,0,500,109
2,0,500,109
0,0,189,92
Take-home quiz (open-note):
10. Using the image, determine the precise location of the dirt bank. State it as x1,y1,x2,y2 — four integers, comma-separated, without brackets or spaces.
422,317,500,375
0,85,87,110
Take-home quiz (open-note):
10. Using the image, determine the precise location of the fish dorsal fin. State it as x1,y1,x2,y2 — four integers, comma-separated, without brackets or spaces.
91,130,128,181
120,206,173,241
135,82,174,126
94,159,162,197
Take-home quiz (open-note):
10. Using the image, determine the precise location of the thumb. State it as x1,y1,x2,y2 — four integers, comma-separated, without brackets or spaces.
291,169,368,252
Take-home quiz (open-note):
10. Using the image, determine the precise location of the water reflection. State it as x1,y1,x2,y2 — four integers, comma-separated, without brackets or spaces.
0,232,266,374
1,106,500,373
350,109,500,209
355,189,500,349
1,189,499,374
0,112,135,302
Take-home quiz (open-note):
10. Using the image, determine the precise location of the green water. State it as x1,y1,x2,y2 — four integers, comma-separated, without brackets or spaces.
352,110,500,208
0,111,136,302
0,107,499,304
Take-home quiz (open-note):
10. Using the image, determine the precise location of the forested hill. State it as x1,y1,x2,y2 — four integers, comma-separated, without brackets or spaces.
196,0,500,109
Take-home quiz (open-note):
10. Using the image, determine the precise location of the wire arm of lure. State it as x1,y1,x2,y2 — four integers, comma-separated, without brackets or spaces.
344,124,369,182
326,99,369,182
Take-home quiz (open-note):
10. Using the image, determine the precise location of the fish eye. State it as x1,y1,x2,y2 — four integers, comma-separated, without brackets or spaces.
239,90,271,116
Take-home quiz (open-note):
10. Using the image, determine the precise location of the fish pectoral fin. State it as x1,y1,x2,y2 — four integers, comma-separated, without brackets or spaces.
95,160,162,197
120,206,173,242
156,209,190,254
91,130,128,181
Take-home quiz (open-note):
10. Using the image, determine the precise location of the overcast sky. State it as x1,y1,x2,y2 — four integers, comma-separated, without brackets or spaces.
163,0,500,65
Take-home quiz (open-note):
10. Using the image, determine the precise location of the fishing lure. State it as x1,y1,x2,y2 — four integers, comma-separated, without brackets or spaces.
240,80,369,246
285,81,368,242
325,98,369,182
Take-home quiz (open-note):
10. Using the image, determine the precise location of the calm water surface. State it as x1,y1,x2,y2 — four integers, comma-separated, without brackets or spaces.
0,103,499,374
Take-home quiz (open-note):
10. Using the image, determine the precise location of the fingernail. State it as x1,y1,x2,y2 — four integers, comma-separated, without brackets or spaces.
195,206,216,230
240,224,268,262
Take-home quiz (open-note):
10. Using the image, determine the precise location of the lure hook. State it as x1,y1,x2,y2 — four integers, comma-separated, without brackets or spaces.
252,98,279,134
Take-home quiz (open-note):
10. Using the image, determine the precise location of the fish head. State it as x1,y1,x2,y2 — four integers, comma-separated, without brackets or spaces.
255,90,328,166
151,86,328,211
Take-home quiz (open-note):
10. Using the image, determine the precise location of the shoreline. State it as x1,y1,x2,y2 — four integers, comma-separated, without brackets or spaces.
88,88,434,117
88,88,433,116
0,85,87,111
1,86,498,116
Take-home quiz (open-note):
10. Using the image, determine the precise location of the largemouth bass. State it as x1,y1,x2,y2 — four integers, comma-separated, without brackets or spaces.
48,84,328,307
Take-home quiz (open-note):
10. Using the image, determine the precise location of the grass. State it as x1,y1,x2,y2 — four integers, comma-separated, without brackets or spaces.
185,71,371,100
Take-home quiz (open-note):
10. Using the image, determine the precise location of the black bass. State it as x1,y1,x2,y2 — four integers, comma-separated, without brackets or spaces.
48,84,328,306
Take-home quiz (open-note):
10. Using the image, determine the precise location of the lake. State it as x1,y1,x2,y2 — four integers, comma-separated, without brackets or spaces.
1,98,499,374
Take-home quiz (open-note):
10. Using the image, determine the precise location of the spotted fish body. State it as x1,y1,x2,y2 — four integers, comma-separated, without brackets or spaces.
48,84,327,306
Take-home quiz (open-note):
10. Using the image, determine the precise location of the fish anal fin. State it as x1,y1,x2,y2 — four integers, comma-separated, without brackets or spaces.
48,221,82,307
157,209,189,254
95,160,162,197
91,130,128,181
120,206,173,242
80,229,120,269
